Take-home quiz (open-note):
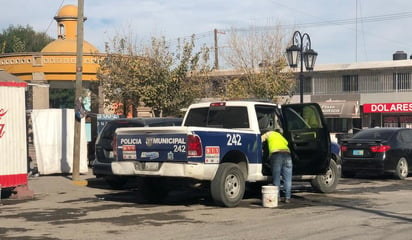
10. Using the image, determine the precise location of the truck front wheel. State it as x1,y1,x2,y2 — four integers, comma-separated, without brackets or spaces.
311,159,340,193
210,163,245,207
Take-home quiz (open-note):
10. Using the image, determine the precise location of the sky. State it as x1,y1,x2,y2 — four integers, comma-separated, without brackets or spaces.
1,0,412,67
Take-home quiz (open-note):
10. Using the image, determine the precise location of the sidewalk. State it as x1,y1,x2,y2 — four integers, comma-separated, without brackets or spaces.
1,168,107,205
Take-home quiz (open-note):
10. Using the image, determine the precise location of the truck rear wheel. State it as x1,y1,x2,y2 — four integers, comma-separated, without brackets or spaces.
311,159,339,193
210,163,245,207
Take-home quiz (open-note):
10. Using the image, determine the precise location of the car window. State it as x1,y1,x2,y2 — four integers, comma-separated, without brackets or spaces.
399,130,412,143
101,121,145,139
352,129,395,140
148,120,182,127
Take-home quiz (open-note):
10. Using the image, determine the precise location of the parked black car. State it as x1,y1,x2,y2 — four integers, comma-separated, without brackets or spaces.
92,117,182,188
341,127,412,179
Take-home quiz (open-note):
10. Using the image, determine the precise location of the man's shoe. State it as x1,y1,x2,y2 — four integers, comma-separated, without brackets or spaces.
284,198,290,204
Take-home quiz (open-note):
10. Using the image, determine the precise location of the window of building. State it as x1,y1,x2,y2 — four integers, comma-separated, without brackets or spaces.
392,72,410,90
296,76,312,94
33,56,42,66
342,75,358,92
58,24,65,39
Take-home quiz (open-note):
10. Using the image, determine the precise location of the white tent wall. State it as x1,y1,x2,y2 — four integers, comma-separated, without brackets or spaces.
31,109,88,175
0,85,28,187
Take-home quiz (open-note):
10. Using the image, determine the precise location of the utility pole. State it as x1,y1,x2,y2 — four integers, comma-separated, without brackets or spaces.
72,0,84,181
213,29,226,70
214,28,219,70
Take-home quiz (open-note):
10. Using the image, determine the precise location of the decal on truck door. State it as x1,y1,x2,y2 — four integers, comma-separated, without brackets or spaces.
205,146,220,163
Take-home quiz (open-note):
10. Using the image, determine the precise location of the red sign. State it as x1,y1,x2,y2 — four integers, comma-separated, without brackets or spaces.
364,103,412,113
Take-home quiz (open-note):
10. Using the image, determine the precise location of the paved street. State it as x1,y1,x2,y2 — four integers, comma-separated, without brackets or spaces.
1,170,412,240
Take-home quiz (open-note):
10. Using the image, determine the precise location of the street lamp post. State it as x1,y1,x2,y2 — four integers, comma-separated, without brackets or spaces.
286,31,318,103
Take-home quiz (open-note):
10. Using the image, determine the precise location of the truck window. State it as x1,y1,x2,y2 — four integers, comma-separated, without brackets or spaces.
184,107,209,127
255,105,279,133
302,105,322,128
284,108,310,130
284,106,323,131
184,106,249,128
208,107,249,128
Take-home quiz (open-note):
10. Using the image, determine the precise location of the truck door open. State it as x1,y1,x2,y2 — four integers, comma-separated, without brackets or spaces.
281,103,331,175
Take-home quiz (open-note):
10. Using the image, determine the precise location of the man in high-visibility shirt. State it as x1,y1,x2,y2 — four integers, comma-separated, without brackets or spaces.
261,130,293,203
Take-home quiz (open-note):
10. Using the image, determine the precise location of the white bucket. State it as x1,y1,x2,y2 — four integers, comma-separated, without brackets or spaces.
262,185,278,208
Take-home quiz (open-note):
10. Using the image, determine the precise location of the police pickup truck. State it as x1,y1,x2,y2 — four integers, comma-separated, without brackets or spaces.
112,100,340,207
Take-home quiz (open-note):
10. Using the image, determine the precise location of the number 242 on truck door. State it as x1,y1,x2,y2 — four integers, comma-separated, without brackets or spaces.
227,133,242,146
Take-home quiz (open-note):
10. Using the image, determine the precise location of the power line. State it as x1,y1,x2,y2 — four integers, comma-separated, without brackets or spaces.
223,12,412,32
45,0,65,34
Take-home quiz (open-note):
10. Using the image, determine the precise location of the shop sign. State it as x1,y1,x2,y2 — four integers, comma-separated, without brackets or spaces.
364,103,412,113
320,103,343,114
318,101,359,118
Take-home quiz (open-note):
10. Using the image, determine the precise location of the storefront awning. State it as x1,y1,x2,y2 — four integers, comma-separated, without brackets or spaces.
318,101,360,118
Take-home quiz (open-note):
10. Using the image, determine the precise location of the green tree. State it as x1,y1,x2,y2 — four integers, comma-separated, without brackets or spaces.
0,25,54,53
49,89,75,108
97,36,142,116
222,25,295,102
98,34,211,117
140,36,211,116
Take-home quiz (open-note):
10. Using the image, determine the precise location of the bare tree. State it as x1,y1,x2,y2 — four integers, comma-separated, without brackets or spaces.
222,25,295,102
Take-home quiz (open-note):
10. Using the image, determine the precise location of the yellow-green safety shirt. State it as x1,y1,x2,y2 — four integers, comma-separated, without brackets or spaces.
261,131,290,154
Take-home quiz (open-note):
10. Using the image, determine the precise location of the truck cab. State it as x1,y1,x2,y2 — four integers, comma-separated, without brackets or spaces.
184,101,332,178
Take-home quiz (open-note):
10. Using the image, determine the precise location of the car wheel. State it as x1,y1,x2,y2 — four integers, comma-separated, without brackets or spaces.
394,157,409,180
311,159,339,193
210,163,245,207
104,176,129,189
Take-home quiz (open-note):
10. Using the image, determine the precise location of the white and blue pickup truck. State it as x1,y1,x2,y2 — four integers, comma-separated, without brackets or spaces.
112,100,340,207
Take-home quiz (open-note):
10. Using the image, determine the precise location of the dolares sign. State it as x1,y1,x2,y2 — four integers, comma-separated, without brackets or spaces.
363,103,412,113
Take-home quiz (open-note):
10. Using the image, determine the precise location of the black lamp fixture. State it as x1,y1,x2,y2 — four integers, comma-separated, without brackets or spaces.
286,31,317,103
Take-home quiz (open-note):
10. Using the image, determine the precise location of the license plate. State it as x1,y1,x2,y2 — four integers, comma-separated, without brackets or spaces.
353,150,364,156
143,162,160,171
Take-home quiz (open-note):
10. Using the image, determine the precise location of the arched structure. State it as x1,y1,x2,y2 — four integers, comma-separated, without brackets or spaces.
0,4,104,109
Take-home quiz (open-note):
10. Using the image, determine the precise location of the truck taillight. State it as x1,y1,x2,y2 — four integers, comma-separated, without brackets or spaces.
187,134,202,157
112,134,117,158
340,145,347,152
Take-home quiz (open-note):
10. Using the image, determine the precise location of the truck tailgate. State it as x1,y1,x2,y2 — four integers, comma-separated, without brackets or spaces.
115,126,189,162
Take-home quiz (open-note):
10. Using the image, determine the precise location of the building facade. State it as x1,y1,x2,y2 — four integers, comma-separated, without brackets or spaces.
295,52,412,134
0,4,103,110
